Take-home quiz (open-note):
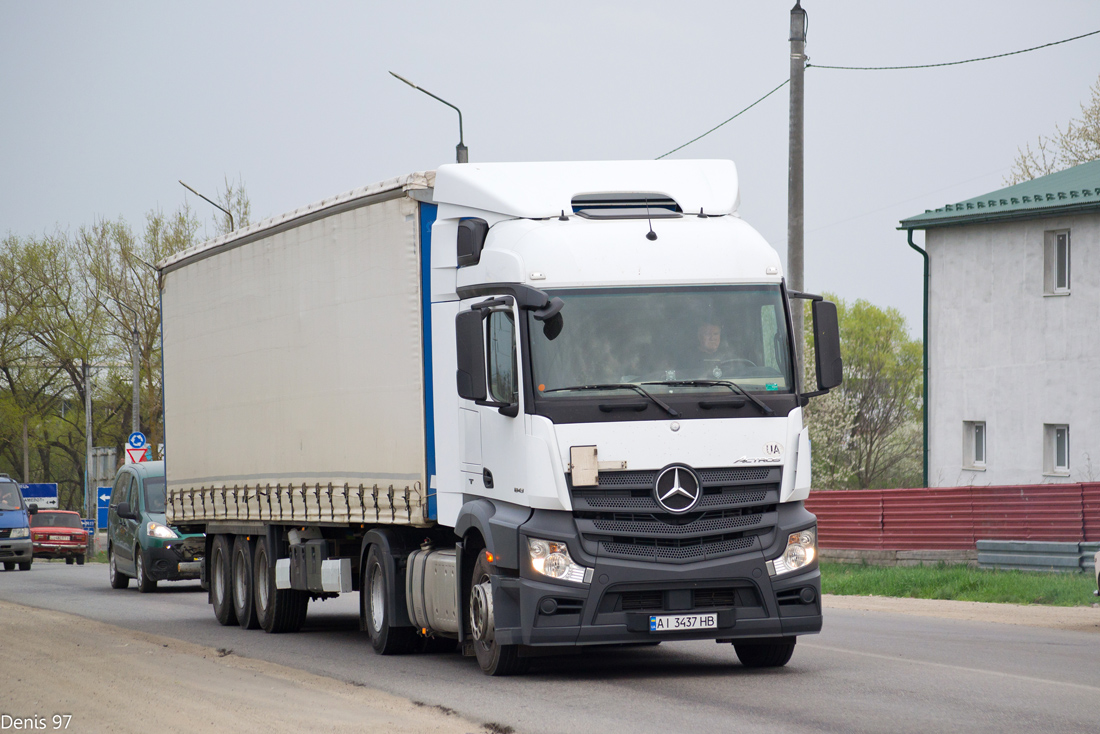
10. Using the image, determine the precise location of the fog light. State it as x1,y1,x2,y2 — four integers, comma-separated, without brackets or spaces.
767,527,816,577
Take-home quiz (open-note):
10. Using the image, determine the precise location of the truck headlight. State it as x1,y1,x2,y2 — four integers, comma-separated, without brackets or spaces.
147,522,178,539
10,527,29,538
767,527,816,576
526,537,592,584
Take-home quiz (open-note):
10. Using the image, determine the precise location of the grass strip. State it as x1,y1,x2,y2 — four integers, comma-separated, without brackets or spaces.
820,561,1098,607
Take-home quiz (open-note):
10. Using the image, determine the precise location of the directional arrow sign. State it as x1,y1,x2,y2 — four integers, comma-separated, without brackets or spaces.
127,432,146,450
99,492,111,504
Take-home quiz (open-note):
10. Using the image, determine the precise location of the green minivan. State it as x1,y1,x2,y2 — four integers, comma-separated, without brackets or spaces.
107,460,204,592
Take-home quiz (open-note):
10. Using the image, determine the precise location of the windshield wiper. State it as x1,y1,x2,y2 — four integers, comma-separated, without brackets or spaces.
642,380,774,416
541,383,680,418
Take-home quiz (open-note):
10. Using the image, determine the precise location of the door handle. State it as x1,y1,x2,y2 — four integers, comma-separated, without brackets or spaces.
482,468,494,489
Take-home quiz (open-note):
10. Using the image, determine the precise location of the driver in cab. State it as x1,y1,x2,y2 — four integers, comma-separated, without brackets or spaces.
677,319,736,380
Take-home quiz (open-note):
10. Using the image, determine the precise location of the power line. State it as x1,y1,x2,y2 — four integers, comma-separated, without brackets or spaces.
657,28,1099,158
656,78,789,160
808,28,1100,71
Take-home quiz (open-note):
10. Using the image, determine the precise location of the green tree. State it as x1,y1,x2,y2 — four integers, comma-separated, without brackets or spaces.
803,296,923,489
1007,74,1100,184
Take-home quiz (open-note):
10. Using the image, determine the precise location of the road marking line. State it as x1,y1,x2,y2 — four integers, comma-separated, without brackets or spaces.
802,643,1100,693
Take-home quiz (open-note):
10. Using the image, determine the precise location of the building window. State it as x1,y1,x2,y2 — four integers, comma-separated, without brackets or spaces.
963,421,986,469
1044,230,1070,294
1043,424,1070,475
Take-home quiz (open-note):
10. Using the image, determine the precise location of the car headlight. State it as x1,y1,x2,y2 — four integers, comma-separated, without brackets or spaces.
526,537,592,584
10,527,29,538
147,522,178,539
767,527,816,576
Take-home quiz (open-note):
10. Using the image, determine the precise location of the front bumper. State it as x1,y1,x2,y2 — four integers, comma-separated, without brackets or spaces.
491,506,822,647
141,541,203,581
33,540,86,559
0,538,34,564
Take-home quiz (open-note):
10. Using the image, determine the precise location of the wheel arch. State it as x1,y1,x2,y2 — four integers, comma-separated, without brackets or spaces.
453,499,532,571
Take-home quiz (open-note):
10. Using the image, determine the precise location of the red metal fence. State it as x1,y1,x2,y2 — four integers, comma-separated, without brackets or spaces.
805,483,1100,550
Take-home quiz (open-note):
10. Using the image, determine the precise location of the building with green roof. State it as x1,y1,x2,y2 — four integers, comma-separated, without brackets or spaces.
900,159,1099,487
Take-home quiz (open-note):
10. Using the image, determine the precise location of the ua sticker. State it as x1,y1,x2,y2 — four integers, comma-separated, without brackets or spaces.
763,442,783,459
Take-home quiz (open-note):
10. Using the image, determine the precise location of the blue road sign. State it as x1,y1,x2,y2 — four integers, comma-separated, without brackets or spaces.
97,487,112,529
20,483,58,509
127,432,147,449
81,519,94,534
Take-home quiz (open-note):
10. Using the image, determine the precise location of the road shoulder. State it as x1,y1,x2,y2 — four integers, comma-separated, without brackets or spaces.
824,593,1100,633
0,600,481,734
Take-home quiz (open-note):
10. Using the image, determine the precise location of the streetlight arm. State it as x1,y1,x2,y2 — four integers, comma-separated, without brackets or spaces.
389,71,467,162
179,180,234,232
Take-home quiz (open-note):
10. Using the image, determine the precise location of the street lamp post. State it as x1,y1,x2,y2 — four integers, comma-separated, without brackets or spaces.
116,300,141,434
788,1,808,378
389,72,468,163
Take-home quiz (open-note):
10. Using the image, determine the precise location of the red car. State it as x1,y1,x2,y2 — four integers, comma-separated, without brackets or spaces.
30,510,88,564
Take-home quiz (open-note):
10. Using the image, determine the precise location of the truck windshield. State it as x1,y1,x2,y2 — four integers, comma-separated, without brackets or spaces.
529,285,794,398
144,477,167,514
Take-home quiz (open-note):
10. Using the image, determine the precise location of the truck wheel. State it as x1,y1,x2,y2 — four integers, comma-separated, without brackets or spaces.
109,546,129,589
76,554,85,566
135,547,158,593
362,545,415,655
733,637,797,668
211,535,239,626
469,550,529,676
232,536,259,629
253,538,308,633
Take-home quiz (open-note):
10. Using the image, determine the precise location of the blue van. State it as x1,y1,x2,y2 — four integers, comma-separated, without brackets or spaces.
0,474,36,571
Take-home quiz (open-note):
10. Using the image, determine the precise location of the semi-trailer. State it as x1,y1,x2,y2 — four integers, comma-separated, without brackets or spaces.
159,160,842,675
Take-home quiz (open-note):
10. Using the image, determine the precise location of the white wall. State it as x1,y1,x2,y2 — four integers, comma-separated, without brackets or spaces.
926,212,1099,486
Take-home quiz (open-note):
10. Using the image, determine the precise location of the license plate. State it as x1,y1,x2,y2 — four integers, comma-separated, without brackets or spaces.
649,613,718,632
49,535,68,541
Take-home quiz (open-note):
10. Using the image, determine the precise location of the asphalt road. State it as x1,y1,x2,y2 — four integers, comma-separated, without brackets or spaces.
3,562,1097,734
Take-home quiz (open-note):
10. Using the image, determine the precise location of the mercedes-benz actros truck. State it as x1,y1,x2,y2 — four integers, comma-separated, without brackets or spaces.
159,160,842,675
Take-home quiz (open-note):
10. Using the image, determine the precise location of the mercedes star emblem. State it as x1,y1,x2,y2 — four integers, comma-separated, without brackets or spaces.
654,465,702,513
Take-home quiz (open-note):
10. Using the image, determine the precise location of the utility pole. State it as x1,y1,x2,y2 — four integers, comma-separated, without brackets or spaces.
117,300,141,434
83,362,92,522
788,1,807,378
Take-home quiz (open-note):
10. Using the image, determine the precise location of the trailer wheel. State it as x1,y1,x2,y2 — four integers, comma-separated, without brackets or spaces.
362,545,415,655
469,550,529,676
253,538,308,633
733,637,797,668
135,546,157,593
108,546,129,589
211,535,238,626
232,536,259,629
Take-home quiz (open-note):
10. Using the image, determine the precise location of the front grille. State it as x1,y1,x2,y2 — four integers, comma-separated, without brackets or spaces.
570,466,780,564
0,529,10,539
615,586,760,612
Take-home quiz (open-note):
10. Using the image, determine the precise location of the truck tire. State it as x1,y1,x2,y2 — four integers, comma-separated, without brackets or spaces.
232,536,259,629
109,546,129,589
362,545,415,655
135,547,158,593
253,538,308,633
469,550,529,676
733,637,797,668
211,535,239,626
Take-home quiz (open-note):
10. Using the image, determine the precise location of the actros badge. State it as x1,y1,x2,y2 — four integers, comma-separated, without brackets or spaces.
654,465,702,513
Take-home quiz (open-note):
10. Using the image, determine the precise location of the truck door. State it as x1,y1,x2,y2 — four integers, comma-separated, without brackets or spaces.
458,297,527,504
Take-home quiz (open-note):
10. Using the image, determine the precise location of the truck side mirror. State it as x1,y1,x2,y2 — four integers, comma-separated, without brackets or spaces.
812,300,843,390
456,218,489,267
455,310,488,401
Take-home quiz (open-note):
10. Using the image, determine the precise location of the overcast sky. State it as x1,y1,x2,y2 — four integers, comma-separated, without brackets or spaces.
3,1,1099,333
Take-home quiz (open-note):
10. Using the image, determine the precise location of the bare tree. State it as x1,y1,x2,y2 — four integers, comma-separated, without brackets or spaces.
1006,74,1100,184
